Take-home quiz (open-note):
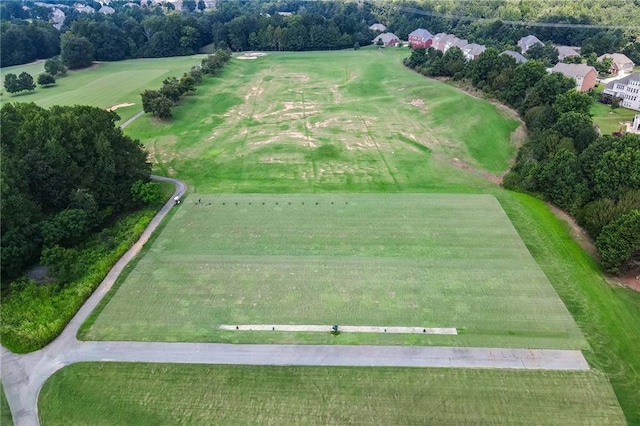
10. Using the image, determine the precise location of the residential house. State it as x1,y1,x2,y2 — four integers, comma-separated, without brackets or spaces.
373,32,400,47
408,28,433,48
449,38,468,52
369,23,387,32
51,8,65,30
99,5,115,14
433,33,455,52
462,43,486,60
557,46,580,61
500,50,527,64
517,35,542,53
603,73,640,111
598,53,635,76
633,114,640,132
550,63,598,92
74,4,95,13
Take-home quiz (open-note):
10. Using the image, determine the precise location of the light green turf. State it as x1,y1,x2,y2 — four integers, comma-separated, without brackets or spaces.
0,56,204,123
1,384,12,426
38,363,625,425
591,102,637,135
124,49,519,190
83,193,585,349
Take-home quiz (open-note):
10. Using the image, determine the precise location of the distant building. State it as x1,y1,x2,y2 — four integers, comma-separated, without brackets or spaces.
598,53,635,76
500,50,527,64
557,46,580,61
99,5,115,14
462,43,486,60
277,11,293,17
408,28,433,48
449,38,468,51
373,32,400,47
75,4,95,13
433,33,455,52
551,63,598,92
517,35,542,53
51,8,65,30
603,73,640,111
369,23,387,32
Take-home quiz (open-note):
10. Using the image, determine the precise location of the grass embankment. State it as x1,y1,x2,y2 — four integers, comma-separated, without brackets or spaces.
39,363,625,425
0,206,160,353
499,192,640,424
0,56,203,123
82,193,584,350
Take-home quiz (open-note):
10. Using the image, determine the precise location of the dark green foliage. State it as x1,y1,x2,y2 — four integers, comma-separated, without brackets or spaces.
61,33,94,69
525,42,559,67
141,90,162,113
0,20,59,67
3,73,21,94
37,73,56,87
131,180,165,205
149,96,173,119
0,103,151,281
44,56,67,77
17,72,36,92
596,210,640,273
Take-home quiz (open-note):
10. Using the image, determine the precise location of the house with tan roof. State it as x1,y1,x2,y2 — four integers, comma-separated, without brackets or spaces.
517,35,542,53
373,33,400,47
557,46,580,61
462,43,486,60
369,23,387,32
598,53,635,76
500,50,527,64
551,63,598,92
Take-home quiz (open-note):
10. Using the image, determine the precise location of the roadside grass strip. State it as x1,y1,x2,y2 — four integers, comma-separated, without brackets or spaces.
84,194,586,349
219,325,458,334
38,363,625,425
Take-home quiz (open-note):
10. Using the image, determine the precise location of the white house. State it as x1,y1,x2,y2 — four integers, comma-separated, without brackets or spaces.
603,73,640,111
517,35,542,53
633,114,640,132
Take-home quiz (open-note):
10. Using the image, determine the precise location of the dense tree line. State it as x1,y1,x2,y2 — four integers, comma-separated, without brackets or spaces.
405,46,639,273
0,20,60,67
141,49,231,118
3,1,639,67
0,103,155,283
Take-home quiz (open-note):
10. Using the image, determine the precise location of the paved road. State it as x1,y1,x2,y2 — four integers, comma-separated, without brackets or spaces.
0,175,591,426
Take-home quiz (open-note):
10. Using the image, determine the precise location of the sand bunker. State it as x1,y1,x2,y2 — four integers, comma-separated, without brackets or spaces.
107,103,135,111
237,52,267,60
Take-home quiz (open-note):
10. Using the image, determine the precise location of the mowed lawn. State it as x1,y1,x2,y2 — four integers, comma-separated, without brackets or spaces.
39,363,625,425
0,56,204,123
591,102,638,135
125,49,519,193
83,194,585,349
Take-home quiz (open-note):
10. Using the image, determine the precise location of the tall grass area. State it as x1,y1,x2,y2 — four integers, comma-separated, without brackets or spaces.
0,207,159,353
39,363,625,425
499,191,640,424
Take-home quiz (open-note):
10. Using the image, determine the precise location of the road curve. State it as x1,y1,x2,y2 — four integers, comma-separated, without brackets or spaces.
1,175,186,426
0,175,591,426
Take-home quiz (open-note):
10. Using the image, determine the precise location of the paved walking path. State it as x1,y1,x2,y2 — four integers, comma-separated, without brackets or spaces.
0,177,591,426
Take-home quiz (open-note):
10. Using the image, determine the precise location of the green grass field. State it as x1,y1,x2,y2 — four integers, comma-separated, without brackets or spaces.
83,194,585,349
1,384,12,426
39,363,625,425
124,49,519,193
591,102,637,135
0,56,204,123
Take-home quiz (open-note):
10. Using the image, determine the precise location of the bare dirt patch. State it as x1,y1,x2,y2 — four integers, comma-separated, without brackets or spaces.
410,98,427,111
107,103,135,111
